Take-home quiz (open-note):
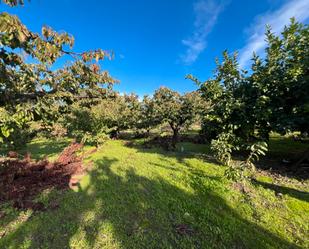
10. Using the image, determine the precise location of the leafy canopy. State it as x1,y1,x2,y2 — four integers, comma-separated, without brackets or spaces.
0,1,115,146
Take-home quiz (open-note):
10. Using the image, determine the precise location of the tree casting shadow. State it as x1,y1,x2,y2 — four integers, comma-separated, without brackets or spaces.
252,179,309,203
0,156,304,249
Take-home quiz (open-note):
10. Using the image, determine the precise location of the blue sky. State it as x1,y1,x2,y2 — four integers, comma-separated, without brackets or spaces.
1,0,309,96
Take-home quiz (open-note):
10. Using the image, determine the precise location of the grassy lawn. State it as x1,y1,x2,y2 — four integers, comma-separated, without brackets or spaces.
0,138,308,248
268,133,309,159
0,138,72,161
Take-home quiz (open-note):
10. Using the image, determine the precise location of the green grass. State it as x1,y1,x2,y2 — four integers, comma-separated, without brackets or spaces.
0,138,308,248
0,138,72,161
268,133,308,158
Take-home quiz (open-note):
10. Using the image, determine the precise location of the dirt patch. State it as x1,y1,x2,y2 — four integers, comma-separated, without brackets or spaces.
175,224,195,236
232,182,250,194
0,142,88,210
254,157,309,180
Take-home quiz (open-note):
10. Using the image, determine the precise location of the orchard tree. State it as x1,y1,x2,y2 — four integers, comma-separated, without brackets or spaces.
137,95,159,134
188,18,309,168
250,19,309,136
90,93,141,138
124,93,142,132
0,1,115,146
153,87,202,147
187,51,250,142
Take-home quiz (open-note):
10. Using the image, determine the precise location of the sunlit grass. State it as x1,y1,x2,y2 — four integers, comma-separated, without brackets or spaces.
0,138,72,161
0,138,308,248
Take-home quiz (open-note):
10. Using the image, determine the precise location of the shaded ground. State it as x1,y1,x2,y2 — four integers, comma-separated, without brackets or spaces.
130,134,309,180
0,139,308,248
252,179,309,202
0,143,85,210
0,141,309,249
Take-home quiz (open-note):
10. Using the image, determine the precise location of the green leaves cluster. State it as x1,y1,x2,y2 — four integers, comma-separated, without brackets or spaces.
0,2,115,147
0,106,33,146
188,18,309,174
152,87,204,147
65,93,141,145
64,87,204,148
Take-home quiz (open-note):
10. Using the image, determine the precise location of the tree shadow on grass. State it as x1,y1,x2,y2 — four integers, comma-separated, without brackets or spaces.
0,156,304,248
0,138,71,160
252,179,309,203
124,139,219,167
23,139,72,160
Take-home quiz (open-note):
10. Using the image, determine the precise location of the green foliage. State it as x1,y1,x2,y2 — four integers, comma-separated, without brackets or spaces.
0,106,33,147
65,102,109,146
244,141,268,170
0,3,115,146
137,95,159,133
188,19,309,173
64,93,142,144
91,93,141,135
153,87,203,147
250,19,309,135
224,164,245,182
2,0,25,7
80,131,109,147
66,104,94,134
65,88,204,146
224,141,268,182
210,132,236,166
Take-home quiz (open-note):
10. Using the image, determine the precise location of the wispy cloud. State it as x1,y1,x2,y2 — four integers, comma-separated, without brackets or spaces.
180,0,227,65
239,0,309,68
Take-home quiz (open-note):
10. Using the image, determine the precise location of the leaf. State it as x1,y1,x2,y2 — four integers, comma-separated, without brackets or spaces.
1,126,12,138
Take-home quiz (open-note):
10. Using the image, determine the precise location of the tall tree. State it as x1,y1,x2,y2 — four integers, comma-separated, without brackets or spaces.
0,1,115,146
137,95,159,134
250,19,309,136
188,19,309,166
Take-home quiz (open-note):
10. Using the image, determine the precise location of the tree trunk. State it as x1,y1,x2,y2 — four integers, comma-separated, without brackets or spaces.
171,128,179,149
110,128,119,139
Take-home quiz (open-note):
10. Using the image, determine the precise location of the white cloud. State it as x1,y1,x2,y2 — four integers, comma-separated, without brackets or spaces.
180,0,227,65
239,0,309,68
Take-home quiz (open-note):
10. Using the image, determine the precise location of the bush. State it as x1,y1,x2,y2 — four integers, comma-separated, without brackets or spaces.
50,123,67,139
72,130,109,147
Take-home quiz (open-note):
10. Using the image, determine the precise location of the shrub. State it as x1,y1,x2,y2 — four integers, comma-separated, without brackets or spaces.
50,124,68,139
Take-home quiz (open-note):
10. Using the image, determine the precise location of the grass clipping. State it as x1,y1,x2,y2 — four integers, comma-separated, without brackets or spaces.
0,142,86,210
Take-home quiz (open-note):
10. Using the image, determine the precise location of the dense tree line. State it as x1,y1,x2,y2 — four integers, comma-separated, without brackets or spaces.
59,88,203,147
